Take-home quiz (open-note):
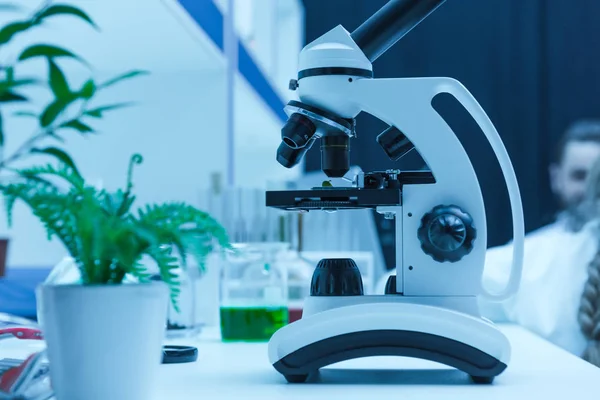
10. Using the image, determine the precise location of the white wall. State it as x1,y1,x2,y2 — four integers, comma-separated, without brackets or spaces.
274,0,305,96
233,73,299,188
217,0,305,98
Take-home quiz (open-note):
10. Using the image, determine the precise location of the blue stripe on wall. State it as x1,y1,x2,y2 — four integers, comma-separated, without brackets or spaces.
238,42,288,122
177,0,287,122
177,0,224,50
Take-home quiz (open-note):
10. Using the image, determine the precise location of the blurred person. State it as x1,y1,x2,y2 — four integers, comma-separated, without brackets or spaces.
482,119,600,366
549,120,600,226
577,158,600,366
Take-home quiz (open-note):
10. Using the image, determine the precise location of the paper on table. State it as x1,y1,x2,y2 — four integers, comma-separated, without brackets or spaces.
43,257,80,285
0,353,52,400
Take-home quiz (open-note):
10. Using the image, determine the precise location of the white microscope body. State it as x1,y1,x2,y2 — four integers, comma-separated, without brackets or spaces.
266,0,524,384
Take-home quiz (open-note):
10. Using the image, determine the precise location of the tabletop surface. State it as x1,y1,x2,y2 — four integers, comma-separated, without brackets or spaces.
156,325,600,400
2,324,599,399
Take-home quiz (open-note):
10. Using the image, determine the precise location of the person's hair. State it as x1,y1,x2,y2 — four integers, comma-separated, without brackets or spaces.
553,120,600,164
578,156,600,367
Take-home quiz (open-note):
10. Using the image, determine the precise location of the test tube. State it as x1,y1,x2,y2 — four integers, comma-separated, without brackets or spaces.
248,188,266,242
233,187,247,243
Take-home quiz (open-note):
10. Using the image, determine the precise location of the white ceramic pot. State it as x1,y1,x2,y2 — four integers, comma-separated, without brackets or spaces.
38,282,169,400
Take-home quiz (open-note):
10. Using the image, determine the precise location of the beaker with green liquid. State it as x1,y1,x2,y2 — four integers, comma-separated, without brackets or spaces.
220,242,289,342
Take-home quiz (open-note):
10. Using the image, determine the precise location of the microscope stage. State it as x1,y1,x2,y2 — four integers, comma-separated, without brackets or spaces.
265,187,402,211
266,170,434,211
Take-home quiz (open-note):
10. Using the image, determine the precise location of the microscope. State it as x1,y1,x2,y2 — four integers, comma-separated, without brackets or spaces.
266,0,525,384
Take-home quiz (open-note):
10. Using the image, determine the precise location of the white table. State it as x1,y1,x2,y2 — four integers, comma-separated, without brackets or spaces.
3,325,599,399
157,325,600,400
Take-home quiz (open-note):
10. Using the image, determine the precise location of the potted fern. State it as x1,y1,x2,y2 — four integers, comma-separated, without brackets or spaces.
0,154,229,400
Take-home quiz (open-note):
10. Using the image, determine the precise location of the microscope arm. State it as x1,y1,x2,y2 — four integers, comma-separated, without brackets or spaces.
438,80,525,301
351,1,523,299
328,76,524,299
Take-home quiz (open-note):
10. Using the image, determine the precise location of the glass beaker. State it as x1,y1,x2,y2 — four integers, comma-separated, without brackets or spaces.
281,251,313,323
151,266,202,339
166,266,203,338
220,242,289,341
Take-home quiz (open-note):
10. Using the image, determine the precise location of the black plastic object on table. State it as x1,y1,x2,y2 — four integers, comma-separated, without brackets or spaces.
162,345,198,364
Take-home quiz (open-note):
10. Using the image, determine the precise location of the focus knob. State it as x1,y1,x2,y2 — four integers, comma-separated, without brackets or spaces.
310,258,364,296
418,205,476,263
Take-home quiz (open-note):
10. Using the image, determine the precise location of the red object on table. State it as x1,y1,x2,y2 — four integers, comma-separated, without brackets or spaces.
0,326,47,396
0,327,43,341
0,353,37,392
288,307,303,323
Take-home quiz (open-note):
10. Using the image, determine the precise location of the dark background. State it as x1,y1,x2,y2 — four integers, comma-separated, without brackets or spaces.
301,0,600,266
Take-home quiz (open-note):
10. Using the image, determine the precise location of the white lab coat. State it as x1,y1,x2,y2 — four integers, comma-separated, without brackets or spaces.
375,219,598,356
482,219,598,356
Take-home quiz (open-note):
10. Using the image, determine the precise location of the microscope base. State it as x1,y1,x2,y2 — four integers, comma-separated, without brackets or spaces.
268,302,509,384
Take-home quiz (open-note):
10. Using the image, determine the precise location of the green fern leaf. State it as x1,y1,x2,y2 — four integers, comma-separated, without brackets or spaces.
146,245,180,310
129,260,151,282
4,193,17,226
0,182,79,258
17,163,84,190
136,203,230,270
114,154,142,216
180,233,215,273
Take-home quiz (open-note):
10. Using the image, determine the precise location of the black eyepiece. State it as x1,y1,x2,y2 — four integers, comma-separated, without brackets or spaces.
277,112,318,169
276,138,315,169
281,113,316,149
377,126,414,161
321,135,350,178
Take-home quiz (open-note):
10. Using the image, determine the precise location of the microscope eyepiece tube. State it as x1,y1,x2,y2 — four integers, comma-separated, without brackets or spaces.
351,0,447,62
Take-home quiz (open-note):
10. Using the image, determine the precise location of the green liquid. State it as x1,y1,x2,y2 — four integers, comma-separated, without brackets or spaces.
220,306,288,342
